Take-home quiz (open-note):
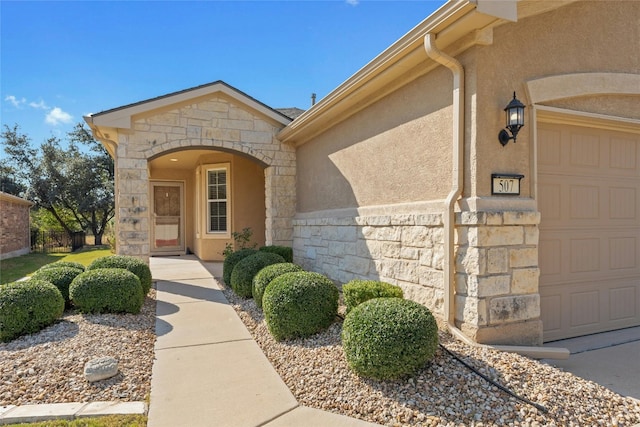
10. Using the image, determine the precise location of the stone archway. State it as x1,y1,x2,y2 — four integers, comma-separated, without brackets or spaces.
86,81,296,261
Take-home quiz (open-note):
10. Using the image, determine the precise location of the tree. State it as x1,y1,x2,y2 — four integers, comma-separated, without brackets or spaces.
0,164,25,196
1,123,115,245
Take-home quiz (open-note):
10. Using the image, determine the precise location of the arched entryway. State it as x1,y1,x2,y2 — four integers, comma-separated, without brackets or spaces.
85,81,297,262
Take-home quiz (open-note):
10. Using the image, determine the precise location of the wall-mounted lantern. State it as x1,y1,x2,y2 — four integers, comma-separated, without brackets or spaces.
498,92,526,146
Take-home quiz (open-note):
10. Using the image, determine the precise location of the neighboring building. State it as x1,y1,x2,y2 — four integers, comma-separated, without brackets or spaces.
86,0,640,346
0,192,34,260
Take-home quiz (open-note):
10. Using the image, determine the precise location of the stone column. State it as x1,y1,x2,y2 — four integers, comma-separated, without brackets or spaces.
264,165,296,247
115,136,150,263
455,210,543,345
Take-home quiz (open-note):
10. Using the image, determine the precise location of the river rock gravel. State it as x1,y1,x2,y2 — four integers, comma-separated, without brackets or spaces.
222,286,640,427
0,290,156,406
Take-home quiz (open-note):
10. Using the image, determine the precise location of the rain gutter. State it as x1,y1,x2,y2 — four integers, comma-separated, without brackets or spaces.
423,32,568,360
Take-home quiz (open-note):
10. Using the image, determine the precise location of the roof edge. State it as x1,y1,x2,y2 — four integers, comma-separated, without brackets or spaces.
87,80,293,129
0,191,34,206
277,0,539,145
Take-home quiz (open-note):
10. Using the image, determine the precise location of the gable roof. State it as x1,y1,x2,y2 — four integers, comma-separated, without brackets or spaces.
85,80,293,129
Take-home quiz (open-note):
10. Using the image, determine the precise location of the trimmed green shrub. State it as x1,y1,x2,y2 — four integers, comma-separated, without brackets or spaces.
263,271,339,341
230,252,285,298
87,255,152,295
0,279,65,342
343,279,403,314
222,248,258,285
341,298,438,380
259,245,293,263
69,268,143,314
252,263,303,310
32,266,83,306
39,261,86,272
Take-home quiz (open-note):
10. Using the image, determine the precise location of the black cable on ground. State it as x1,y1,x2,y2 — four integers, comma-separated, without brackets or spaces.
336,311,548,414
439,343,549,414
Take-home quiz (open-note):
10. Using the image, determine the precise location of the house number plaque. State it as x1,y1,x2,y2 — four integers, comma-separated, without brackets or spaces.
491,174,524,195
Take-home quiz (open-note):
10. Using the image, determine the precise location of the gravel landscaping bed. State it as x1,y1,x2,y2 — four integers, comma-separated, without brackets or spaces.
0,290,156,406
222,286,640,427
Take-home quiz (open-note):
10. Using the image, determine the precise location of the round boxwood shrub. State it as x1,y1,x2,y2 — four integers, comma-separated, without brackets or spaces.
259,245,293,263
0,279,65,342
222,248,258,285
341,298,438,380
69,268,143,314
263,271,339,341
39,261,85,272
87,255,152,295
343,279,403,314
252,263,303,310
31,266,83,306
230,252,285,298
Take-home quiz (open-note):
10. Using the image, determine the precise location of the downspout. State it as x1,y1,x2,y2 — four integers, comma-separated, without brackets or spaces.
424,33,568,360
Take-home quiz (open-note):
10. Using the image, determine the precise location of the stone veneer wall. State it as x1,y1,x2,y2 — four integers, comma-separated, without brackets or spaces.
112,96,296,260
455,211,542,345
293,212,446,317
293,209,543,345
0,194,32,260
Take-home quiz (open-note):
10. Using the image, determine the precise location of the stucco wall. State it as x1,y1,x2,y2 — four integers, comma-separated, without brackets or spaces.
0,193,32,260
296,65,453,213
472,0,640,200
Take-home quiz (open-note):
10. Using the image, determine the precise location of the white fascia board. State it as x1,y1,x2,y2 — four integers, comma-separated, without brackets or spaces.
471,0,518,22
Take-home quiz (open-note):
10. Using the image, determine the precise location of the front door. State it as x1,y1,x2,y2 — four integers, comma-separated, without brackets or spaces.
151,182,184,255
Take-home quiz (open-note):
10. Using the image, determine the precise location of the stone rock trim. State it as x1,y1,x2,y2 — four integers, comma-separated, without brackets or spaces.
455,210,542,345
293,212,445,316
294,209,543,346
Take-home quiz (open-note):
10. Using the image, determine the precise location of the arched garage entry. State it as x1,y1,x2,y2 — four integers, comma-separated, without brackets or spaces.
530,73,640,341
85,81,297,261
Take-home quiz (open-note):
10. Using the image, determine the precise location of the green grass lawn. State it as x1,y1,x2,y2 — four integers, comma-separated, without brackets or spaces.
2,414,147,427
0,246,112,285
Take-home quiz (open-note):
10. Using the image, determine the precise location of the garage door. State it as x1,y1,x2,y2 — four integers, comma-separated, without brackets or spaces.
538,120,640,342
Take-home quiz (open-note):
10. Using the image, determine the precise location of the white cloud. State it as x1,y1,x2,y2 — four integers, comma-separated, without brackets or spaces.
29,100,49,110
5,95,26,108
346,0,359,5
45,107,73,126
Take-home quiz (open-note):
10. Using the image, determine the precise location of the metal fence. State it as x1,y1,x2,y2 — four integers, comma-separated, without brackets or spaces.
31,230,85,254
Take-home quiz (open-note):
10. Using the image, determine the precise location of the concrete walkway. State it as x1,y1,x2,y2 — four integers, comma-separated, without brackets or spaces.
147,255,380,427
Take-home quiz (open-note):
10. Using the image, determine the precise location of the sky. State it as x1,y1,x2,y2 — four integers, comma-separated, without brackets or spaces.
0,0,444,149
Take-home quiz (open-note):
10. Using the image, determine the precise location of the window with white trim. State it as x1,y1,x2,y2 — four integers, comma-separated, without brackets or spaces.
207,167,228,233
